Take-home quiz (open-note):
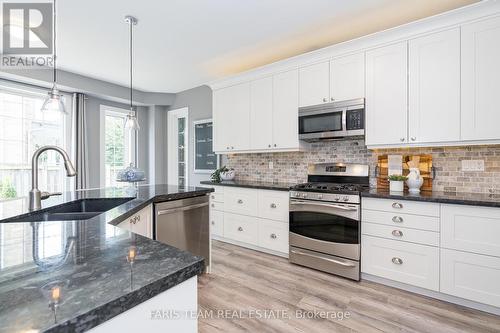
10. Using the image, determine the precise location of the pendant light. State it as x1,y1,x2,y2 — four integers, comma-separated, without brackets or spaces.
41,0,66,114
124,15,140,131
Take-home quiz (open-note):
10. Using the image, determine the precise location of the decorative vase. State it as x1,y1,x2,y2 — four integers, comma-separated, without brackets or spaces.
389,180,404,192
406,168,424,193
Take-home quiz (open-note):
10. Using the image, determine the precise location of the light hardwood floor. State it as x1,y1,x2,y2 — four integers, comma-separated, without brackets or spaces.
198,240,500,333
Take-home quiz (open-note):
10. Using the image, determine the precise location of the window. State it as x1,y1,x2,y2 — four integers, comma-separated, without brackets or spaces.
100,105,136,187
167,107,188,186
0,82,72,213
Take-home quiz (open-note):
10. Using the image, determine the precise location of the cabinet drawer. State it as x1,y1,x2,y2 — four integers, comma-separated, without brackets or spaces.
224,188,259,216
209,192,224,203
362,209,439,232
362,198,440,217
210,201,223,211
258,219,288,253
258,190,289,222
223,213,258,246
210,210,224,237
441,249,500,307
441,204,500,257
361,235,439,291
211,186,224,193
362,222,439,247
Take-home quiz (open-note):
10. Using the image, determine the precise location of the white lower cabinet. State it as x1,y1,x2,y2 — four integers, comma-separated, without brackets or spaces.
116,204,153,239
362,235,439,291
441,249,500,307
207,186,289,256
362,222,439,247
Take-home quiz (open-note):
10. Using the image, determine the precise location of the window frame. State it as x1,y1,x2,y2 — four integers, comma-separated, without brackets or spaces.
99,105,137,188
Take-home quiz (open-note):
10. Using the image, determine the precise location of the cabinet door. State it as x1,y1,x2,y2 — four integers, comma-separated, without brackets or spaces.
409,29,460,144
231,82,251,151
365,42,408,146
250,77,273,150
273,69,299,149
461,16,500,141
213,87,232,152
299,61,330,107
441,249,500,308
330,53,365,101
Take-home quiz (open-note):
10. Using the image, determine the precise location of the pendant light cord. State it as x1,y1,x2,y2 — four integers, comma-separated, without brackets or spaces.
129,19,133,112
53,0,57,84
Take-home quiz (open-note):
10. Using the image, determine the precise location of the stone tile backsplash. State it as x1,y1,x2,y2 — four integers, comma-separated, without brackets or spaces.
223,139,500,194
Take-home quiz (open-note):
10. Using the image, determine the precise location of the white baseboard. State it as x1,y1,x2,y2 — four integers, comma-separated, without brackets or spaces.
362,273,500,316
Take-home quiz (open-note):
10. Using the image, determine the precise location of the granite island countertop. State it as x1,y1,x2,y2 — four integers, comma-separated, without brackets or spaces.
0,184,213,333
200,180,295,191
361,188,500,208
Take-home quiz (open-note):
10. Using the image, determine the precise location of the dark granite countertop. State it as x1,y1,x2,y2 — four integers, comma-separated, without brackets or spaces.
361,189,500,208
200,180,295,191
0,184,213,333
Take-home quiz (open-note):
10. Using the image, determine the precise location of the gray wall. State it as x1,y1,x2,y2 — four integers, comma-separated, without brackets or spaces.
168,85,213,186
147,105,168,184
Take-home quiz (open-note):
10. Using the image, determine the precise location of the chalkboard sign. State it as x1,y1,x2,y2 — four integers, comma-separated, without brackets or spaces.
194,119,218,173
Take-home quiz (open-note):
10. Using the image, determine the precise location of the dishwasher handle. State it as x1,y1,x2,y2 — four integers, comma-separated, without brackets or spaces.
157,202,209,216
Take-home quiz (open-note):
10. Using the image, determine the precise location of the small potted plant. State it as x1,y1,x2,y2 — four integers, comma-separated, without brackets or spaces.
210,166,235,183
388,175,408,192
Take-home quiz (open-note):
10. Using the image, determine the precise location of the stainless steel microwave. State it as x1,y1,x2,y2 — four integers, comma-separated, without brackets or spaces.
298,98,365,141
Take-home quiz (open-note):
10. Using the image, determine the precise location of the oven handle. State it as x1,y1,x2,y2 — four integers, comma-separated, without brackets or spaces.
290,249,356,267
290,200,358,211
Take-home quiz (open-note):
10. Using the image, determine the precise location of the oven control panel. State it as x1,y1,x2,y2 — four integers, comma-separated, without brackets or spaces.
290,191,360,204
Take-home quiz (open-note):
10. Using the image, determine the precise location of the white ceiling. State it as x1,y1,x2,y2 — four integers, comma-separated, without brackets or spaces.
58,0,478,93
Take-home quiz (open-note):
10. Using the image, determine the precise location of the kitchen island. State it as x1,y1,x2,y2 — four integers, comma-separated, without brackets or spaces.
0,184,213,333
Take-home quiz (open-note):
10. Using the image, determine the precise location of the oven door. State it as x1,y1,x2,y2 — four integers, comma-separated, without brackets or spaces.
289,199,360,260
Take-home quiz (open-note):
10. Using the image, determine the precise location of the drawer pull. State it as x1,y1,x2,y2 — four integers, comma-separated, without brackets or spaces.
392,230,403,237
130,216,140,224
392,202,403,209
211,221,215,225
211,195,215,199
392,216,403,223
270,203,277,209
270,233,277,239
237,226,243,232
211,203,215,208
237,199,244,204
392,257,403,265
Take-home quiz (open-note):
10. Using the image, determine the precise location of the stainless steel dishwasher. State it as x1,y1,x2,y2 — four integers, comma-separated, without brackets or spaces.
154,194,210,270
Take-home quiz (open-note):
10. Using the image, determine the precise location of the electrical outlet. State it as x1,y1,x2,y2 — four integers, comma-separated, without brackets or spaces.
268,161,274,170
461,160,484,172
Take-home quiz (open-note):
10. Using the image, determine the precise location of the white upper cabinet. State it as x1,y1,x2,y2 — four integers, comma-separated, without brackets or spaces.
365,42,408,146
408,28,460,144
250,77,273,150
299,61,330,107
213,82,250,152
273,69,299,149
330,53,365,102
461,16,500,141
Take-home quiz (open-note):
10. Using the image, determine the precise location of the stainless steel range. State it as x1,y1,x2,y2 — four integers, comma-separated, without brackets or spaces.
289,163,369,281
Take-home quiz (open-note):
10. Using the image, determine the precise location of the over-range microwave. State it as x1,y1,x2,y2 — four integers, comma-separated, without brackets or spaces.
298,98,365,142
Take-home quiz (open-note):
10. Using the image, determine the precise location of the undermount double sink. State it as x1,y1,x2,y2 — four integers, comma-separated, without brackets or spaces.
5,198,133,222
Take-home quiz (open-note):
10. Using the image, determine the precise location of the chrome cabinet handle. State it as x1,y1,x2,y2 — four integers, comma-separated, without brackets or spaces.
270,233,277,239
211,195,215,199
323,98,328,102
211,221,215,225
400,138,405,142
268,144,271,148
392,216,403,223
270,203,277,208
392,257,403,265
273,144,277,147
237,226,243,232
226,147,229,150
392,202,403,209
211,203,215,208
392,230,403,237
237,199,243,204
291,249,356,267
129,215,139,224
411,137,416,141
330,97,335,101
231,146,234,149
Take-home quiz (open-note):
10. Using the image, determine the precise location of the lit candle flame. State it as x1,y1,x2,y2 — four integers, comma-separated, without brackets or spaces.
127,246,137,263
51,286,60,303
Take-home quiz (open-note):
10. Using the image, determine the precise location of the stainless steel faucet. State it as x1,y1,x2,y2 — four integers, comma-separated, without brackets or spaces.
29,146,77,211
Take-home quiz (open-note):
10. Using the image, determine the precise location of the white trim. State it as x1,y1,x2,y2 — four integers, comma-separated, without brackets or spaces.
209,1,500,91
193,118,219,174
99,105,136,188
167,107,189,186
212,236,288,258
